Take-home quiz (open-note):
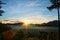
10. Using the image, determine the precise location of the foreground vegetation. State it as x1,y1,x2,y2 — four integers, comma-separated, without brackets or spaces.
0,23,12,40
0,23,59,40
12,29,59,40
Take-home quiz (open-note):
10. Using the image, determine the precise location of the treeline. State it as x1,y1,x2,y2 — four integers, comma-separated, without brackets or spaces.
0,23,11,33
35,20,58,27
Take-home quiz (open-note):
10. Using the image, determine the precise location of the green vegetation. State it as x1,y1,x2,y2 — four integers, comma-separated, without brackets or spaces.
11,29,58,40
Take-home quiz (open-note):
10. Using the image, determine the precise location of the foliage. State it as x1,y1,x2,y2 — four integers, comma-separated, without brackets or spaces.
47,0,60,10
12,30,24,40
0,23,11,33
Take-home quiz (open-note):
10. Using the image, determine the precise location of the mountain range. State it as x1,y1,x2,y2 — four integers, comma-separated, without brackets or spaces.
34,20,58,26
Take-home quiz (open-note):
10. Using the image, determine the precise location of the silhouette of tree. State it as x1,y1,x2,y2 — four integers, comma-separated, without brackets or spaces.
47,0,60,20
0,23,12,40
0,1,9,33
0,23,11,33
0,10,4,16
0,1,6,16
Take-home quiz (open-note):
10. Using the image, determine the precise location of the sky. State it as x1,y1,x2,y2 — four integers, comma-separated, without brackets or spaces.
0,0,58,24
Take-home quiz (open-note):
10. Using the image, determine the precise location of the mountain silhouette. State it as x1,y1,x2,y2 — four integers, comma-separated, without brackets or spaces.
35,20,58,27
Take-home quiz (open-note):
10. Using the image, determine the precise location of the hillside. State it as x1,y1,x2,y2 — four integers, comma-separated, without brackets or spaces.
35,20,58,27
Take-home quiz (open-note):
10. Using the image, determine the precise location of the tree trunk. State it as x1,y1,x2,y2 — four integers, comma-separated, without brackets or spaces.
57,8,59,21
57,8,60,27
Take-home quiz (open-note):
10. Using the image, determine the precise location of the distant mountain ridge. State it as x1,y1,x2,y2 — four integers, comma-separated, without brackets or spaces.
6,22,23,27
35,20,58,27
0,20,58,27
0,20,23,24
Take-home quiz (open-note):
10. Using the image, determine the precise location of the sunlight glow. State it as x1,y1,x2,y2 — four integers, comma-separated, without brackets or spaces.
21,19,31,27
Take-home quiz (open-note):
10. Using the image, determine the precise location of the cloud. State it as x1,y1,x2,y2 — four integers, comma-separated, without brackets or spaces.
17,11,49,23
25,0,40,7
26,2,36,7
1,0,58,24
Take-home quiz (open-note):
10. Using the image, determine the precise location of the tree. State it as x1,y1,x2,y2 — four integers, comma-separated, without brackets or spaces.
0,1,6,16
0,1,8,33
47,0,60,21
0,23,11,33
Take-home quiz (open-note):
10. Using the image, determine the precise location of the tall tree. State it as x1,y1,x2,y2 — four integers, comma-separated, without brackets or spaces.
47,0,60,21
0,1,6,16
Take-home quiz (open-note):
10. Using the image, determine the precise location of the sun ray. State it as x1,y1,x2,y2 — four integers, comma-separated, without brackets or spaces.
21,19,31,28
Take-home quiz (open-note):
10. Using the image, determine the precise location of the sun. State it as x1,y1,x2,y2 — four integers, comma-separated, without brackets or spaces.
24,20,30,24
22,19,31,27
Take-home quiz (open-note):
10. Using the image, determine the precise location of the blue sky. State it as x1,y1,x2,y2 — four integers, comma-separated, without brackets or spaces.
0,0,58,24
